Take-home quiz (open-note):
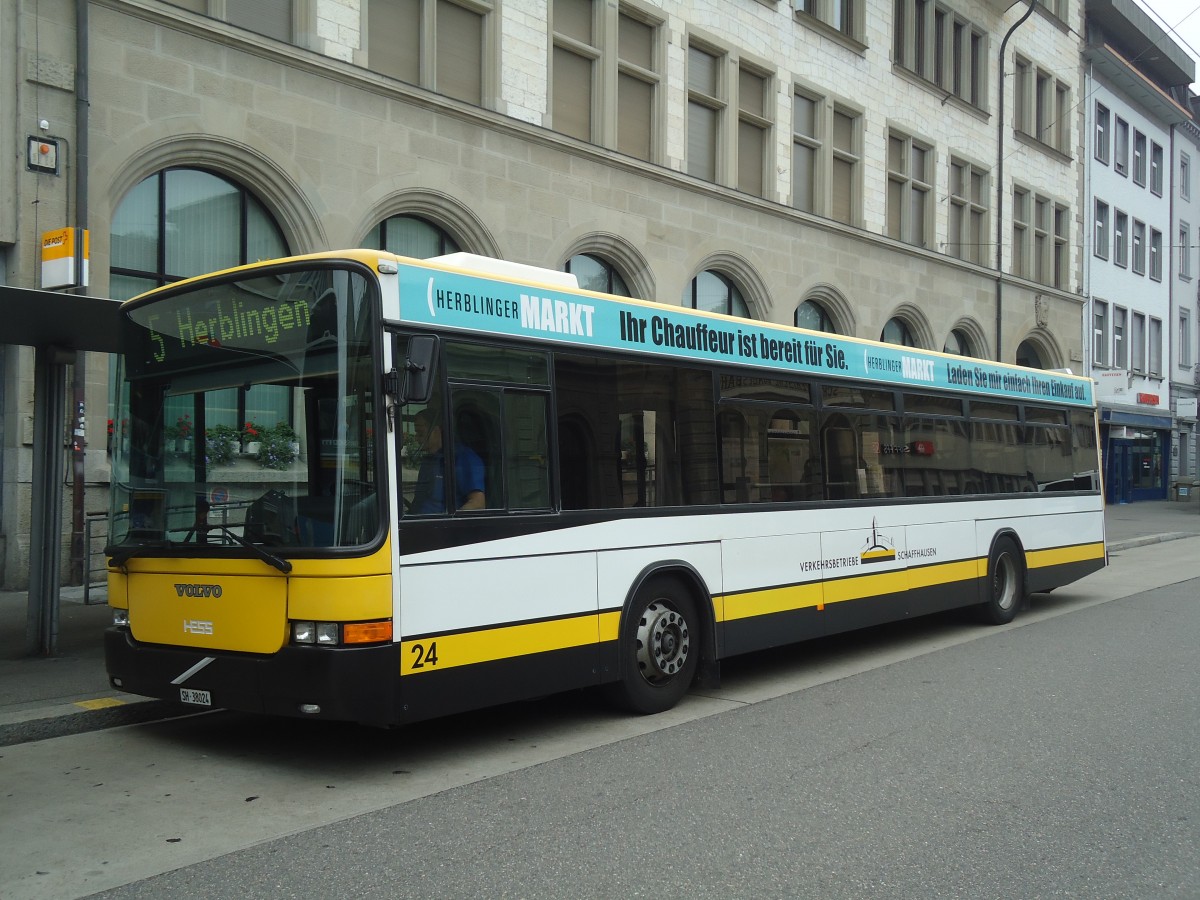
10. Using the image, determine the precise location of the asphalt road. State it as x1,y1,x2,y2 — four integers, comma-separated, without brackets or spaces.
3,540,1198,900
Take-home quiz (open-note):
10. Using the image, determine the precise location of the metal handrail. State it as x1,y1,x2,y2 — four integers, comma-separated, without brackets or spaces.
82,511,109,605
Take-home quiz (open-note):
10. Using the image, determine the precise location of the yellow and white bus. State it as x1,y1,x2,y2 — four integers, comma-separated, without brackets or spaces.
105,249,1106,725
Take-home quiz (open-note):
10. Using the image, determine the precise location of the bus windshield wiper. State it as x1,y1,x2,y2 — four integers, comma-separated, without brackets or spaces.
199,522,293,574
106,540,169,567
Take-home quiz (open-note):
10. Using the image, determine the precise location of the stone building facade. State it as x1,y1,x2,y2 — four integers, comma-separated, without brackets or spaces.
1,0,1092,587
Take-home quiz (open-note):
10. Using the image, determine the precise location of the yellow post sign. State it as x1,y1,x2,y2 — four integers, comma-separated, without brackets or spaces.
41,227,90,289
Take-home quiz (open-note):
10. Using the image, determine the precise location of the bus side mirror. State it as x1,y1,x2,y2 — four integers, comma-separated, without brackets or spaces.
400,335,438,404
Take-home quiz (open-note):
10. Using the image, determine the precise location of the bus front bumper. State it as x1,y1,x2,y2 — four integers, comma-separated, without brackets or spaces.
104,627,399,727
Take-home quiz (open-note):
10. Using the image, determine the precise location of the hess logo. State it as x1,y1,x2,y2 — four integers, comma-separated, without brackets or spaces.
174,583,223,598
183,619,214,635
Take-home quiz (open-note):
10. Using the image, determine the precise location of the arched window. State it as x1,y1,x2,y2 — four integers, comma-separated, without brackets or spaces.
110,168,288,302
366,214,460,258
881,317,916,347
685,270,749,317
109,168,291,435
1016,339,1045,369
795,299,834,333
566,253,631,296
943,328,973,357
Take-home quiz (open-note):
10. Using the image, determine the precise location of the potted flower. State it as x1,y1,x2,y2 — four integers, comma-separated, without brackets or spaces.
166,413,193,452
241,420,263,456
205,424,240,467
258,422,298,470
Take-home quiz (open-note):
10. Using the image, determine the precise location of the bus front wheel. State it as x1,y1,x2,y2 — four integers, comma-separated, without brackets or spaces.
610,577,699,714
978,536,1024,625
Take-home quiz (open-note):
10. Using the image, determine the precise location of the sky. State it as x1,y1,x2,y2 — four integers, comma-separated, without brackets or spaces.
1135,0,1200,89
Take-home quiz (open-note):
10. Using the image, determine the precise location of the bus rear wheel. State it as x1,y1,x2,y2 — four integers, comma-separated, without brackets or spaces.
610,578,699,714
978,536,1024,625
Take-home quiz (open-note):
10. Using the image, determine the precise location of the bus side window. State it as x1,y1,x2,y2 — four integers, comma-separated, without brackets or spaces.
453,393,501,510
822,415,860,500
503,392,551,510
558,414,596,510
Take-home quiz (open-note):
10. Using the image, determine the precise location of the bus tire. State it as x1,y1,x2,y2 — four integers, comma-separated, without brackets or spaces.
978,536,1024,625
610,577,699,715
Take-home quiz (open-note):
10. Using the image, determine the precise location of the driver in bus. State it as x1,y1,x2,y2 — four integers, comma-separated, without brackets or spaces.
411,408,486,513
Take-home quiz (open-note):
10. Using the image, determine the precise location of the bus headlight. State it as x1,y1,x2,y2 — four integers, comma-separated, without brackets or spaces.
290,620,391,646
112,609,129,627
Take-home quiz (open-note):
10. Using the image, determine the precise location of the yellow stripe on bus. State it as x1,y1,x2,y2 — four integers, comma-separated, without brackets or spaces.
722,582,824,621
1025,541,1105,569
401,614,601,674
908,558,980,590
713,557,982,622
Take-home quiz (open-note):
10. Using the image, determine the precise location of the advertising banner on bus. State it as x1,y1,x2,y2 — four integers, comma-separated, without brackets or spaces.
399,263,1094,407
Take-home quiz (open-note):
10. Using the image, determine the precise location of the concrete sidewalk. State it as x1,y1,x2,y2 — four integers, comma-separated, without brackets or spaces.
2,499,1198,745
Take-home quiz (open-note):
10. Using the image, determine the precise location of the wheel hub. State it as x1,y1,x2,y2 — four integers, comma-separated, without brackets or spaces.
636,600,690,683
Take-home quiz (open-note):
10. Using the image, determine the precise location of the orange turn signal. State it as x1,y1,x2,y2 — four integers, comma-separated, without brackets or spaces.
342,620,393,644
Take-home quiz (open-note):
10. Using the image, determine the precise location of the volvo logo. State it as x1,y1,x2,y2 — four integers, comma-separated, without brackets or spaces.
175,583,223,598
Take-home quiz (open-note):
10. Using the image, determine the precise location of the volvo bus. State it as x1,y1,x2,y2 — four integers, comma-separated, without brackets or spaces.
105,249,1106,725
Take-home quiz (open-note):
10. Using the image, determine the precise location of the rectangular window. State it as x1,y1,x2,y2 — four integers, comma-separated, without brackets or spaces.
1114,117,1129,175
1114,210,1128,267
1014,56,1031,135
1151,142,1164,195
893,0,984,108
948,158,988,264
368,0,422,84
1133,131,1147,186
1041,0,1068,21
1113,306,1128,369
831,107,860,225
1132,312,1146,372
1012,186,1029,278
228,0,294,43
687,44,724,182
553,0,597,141
790,95,861,224
1054,206,1067,285
1094,300,1109,367
792,92,818,213
1150,228,1162,281
1182,223,1192,278
1034,197,1049,283
1015,56,1070,153
1181,309,1193,368
551,3,661,158
1182,153,1191,200
1095,102,1110,164
1055,82,1071,152
437,0,485,105
1094,199,1109,260
1149,317,1162,376
738,65,772,199
797,0,863,41
616,11,660,162
887,130,932,247
369,0,490,107
1132,220,1146,275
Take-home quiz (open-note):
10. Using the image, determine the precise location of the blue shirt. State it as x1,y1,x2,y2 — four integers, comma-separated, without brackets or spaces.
414,444,485,513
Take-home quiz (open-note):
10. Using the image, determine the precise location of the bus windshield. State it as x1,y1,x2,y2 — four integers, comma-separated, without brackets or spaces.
108,264,381,557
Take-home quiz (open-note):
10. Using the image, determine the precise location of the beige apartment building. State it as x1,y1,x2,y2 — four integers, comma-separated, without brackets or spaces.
1,0,1088,588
